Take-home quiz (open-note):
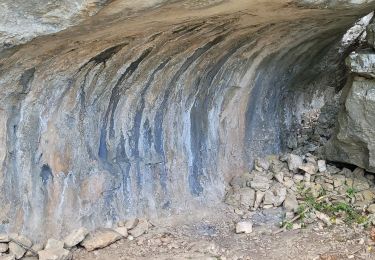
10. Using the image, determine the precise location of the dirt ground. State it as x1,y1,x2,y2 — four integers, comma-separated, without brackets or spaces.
72,204,375,260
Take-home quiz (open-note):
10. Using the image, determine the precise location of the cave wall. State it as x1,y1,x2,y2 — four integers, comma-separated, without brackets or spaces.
0,0,374,241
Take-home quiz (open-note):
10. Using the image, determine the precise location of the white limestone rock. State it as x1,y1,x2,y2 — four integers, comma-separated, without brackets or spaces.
63,228,89,248
235,222,253,234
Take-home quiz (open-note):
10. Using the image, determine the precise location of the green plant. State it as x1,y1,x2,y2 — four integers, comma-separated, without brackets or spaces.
346,187,357,198
296,188,366,225
281,221,293,230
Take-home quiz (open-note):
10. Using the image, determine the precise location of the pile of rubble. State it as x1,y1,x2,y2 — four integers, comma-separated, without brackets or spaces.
226,152,375,234
0,218,150,260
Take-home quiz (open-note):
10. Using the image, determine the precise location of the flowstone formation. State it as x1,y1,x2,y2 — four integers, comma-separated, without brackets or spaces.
1,0,375,243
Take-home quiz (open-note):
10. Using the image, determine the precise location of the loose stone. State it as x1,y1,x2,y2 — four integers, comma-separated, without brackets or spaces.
45,239,64,250
38,247,72,260
128,219,149,238
80,228,122,251
238,187,256,208
318,160,327,172
299,163,318,175
315,211,332,226
0,254,16,260
333,175,346,188
0,234,9,243
63,227,89,248
287,154,303,172
9,234,32,248
368,204,375,214
283,192,299,212
235,222,253,234
8,242,26,259
255,158,270,171
114,227,128,238
0,242,9,253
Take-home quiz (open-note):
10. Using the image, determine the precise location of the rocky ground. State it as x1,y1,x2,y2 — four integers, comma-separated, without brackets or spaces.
5,206,375,260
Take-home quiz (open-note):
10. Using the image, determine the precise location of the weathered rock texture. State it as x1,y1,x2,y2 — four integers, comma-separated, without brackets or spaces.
0,0,107,49
0,0,374,240
325,18,375,173
326,76,375,172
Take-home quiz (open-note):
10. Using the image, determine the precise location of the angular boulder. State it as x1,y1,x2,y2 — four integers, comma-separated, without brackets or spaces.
80,228,122,251
128,219,149,238
283,192,299,212
45,239,64,250
38,248,72,260
287,154,303,173
0,242,9,253
325,77,375,173
8,242,26,259
63,227,89,248
346,51,375,78
114,227,128,238
263,183,287,207
250,173,271,191
238,187,256,208
0,254,16,260
0,234,9,243
9,234,32,248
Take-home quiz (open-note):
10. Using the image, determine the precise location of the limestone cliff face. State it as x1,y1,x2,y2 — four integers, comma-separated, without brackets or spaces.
325,49,375,173
0,0,374,240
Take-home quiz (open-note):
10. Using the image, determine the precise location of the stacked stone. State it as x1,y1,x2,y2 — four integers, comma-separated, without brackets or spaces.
0,219,149,260
287,104,339,157
225,152,375,226
325,19,375,173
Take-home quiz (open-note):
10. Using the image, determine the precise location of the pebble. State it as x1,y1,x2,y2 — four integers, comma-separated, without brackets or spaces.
235,222,253,234
317,160,327,172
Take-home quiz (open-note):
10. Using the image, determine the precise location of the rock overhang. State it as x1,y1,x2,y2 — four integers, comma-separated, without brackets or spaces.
1,0,375,241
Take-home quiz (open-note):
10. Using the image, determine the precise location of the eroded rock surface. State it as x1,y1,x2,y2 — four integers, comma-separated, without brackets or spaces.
0,0,107,49
0,0,375,241
326,77,375,172
326,19,375,172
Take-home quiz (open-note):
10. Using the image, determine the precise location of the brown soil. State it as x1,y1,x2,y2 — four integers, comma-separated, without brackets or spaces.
72,204,375,260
